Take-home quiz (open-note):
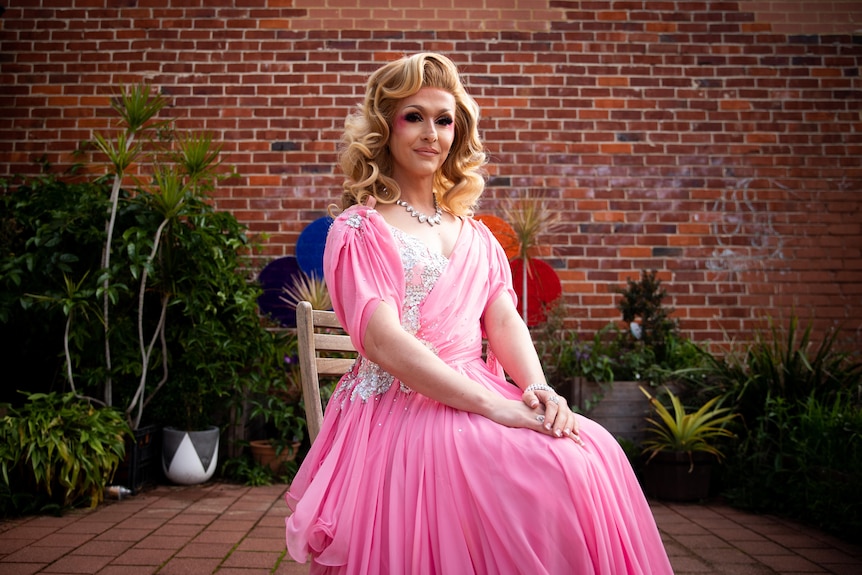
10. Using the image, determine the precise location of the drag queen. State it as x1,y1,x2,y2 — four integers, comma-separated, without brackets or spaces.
285,52,673,575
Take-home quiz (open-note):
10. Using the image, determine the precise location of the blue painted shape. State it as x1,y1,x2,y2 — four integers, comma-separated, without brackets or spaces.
257,256,301,328
296,216,333,279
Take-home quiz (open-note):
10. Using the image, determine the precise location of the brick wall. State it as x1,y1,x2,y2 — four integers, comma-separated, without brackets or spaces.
1,0,860,348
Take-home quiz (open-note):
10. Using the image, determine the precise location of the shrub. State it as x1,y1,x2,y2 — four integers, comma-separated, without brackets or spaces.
678,315,862,543
0,392,129,516
722,392,862,543
1,85,291,438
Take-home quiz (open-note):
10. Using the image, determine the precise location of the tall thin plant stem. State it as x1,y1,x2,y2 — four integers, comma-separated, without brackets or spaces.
92,84,166,407
502,198,560,323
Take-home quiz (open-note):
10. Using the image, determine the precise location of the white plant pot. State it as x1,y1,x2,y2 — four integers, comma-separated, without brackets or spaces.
162,426,219,485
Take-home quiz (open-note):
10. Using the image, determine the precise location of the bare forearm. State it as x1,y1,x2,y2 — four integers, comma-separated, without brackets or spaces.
484,295,547,390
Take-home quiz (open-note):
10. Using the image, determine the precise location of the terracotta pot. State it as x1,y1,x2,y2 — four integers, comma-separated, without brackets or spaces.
249,439,300,472
641,450,713,502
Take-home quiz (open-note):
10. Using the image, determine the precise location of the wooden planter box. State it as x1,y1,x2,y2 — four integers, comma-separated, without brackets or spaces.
573,379,649,445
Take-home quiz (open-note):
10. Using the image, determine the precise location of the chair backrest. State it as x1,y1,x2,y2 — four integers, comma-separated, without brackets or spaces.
295,300,357,444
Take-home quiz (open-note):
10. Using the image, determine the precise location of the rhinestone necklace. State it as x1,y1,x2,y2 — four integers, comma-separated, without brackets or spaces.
395,196,443,226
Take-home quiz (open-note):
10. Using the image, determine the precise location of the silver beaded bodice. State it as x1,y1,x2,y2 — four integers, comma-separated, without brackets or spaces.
337,216,448,403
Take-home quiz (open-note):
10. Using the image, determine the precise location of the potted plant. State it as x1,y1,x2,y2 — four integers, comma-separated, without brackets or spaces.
246,340,306,475
245,273,334,476
638,385,737,501
577,270,683,443
533,301,615,410
0,84,281,489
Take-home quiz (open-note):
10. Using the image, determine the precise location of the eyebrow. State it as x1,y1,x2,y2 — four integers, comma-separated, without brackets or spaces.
402,104,454,115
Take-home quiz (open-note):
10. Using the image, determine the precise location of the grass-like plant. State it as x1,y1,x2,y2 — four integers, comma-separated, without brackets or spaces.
280,271,331,311
640,386,737,470
501,197,560,322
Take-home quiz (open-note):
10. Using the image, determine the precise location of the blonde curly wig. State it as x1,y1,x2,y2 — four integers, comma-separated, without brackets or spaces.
338,53,487,216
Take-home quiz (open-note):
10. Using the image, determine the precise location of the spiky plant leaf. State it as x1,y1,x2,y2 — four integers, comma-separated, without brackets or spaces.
175,131,222,185
280,272,331,311
110,83,168,134
640,386,737,467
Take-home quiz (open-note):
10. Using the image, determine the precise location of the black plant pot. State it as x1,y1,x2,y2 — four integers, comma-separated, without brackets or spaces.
115,424,162,494
641,450,713,502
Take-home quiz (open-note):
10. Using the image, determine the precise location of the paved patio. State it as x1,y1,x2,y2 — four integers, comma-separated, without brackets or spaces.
0,482,859,574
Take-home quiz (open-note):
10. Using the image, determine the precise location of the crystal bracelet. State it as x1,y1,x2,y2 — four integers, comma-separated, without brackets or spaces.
524,383,554,394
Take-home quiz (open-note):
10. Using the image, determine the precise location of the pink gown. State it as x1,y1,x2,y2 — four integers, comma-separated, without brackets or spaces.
285,204,673,575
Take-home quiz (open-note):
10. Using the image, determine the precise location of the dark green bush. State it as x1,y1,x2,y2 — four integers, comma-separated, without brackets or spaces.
722,392,861,543
673,316,862,543
0,174,116,402
0,392,129,516
1,85,292,436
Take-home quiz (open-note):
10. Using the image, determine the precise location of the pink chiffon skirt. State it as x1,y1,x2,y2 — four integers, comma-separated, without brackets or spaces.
285,358,673,575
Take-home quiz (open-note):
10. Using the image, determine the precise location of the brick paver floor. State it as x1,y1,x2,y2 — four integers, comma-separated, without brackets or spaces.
0,482,859,574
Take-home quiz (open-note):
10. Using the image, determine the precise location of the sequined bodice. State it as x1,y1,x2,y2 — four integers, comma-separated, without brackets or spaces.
337,224,448,402
391,226,449,336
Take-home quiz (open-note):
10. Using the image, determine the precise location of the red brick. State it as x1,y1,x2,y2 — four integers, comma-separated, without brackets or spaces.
1,2,860,348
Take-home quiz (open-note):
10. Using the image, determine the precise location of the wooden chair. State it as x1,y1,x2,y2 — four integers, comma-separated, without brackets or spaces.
295,301,357,444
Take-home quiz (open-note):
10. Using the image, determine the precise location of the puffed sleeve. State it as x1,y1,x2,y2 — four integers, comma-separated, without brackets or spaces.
323,206,405,357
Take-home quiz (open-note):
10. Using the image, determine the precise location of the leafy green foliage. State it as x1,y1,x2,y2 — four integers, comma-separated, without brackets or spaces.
221,453,298,487
533,301,614,387
676,316,862,429
0,392,129,516
722,392,862,543
1,85,292,438
0,175,117,399
640,386,737,466
613,269,678,364
668,314,862,543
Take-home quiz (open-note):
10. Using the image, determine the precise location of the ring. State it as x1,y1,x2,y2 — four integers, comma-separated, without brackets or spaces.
536,415,545,423
547,396,560,404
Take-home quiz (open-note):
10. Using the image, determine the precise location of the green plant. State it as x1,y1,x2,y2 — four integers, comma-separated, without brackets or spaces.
722,392,862,543
221,455,276,486
280,270,331,312
501,197,560,322
534,301,614,385
248,388,306,452
614,270,678,364
0,173,113,401
0,84,284,434
640,386,737,470
246,334,307,451
97,87,228,428
0,392,129,515
674,315,862,427
92,84,170,409
668,315,862,540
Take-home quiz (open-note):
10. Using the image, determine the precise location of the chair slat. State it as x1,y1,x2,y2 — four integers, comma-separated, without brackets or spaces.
296,301,358,444
311,309,344,329
314,333,355,352
317,358,356,375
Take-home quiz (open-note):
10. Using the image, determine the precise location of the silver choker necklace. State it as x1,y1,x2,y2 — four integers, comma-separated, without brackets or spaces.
396,197,443,226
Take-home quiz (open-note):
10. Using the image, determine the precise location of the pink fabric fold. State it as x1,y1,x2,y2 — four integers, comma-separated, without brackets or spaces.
286,205,673,574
